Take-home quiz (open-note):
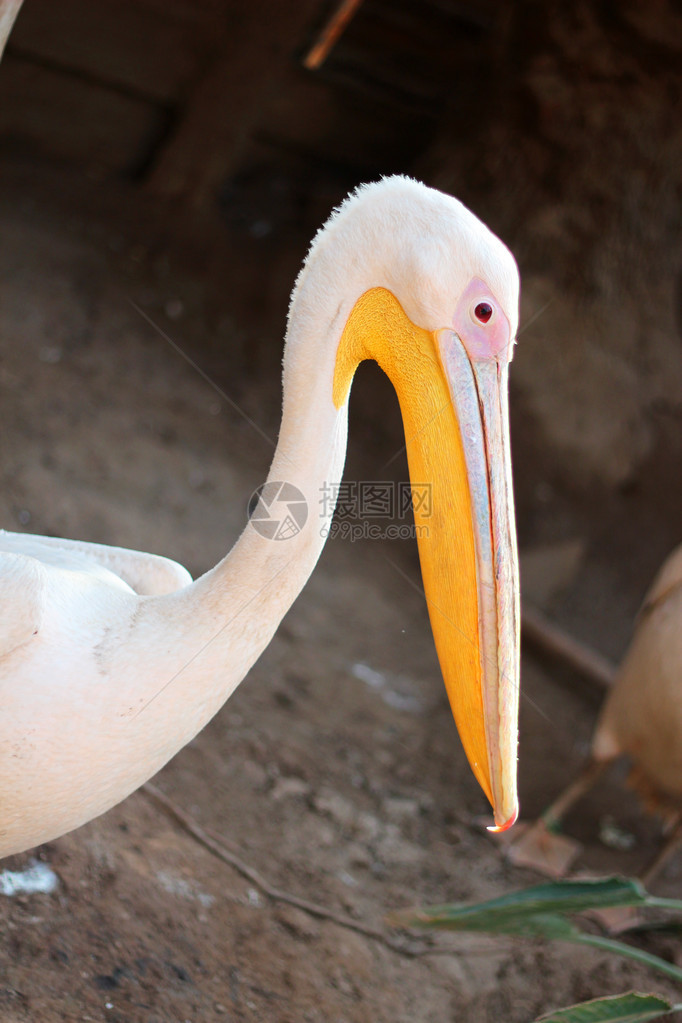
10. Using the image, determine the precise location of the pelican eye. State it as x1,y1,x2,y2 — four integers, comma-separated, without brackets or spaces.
473,301,493,324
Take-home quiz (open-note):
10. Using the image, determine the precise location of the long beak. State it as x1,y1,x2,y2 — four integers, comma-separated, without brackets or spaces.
333,288,520,829
434,333,519,830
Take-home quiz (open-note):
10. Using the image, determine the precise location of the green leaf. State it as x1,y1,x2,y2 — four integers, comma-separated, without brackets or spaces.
390,878,649,934
534,991,679,1022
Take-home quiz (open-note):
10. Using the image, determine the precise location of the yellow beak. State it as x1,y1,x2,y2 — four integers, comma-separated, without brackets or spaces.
334,288,519,829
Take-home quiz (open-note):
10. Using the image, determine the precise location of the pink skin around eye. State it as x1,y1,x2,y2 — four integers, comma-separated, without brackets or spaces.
452,277,512,362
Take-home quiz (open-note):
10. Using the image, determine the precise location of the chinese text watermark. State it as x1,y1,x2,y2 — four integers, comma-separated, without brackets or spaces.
248,480,431,542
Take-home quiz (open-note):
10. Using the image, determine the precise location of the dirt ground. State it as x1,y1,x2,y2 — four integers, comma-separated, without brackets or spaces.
1,160,682,1023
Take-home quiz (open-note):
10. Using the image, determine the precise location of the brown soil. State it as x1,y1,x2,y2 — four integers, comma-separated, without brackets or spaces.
1,161,681,1023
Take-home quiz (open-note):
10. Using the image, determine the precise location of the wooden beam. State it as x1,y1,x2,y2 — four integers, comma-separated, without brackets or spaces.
0,53,163,174
146,0,322,210
522,604,616,691
7,0,204,104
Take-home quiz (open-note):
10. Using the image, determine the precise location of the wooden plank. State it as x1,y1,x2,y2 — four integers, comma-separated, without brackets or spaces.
145,0,324,208
8,0,205,102
0,53,164,172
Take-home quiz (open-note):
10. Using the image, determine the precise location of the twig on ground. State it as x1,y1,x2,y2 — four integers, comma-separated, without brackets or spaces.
141,781,428,958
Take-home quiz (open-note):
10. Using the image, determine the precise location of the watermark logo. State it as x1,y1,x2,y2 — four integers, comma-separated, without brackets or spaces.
248,481,308,541
248,480,431,542
320,481,432,541
319,481,431,520
322,520,430,541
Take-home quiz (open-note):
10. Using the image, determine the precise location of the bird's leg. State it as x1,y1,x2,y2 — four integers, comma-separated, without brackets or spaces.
585,813,682,935
540,758,608,830
605,813,682,934
504,758,610,877
568,810,682,938
639,811,682,890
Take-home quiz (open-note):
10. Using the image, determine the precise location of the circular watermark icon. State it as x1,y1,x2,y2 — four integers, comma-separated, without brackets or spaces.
248,481,308,541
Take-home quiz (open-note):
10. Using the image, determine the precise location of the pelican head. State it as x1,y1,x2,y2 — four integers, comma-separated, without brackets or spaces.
286,177,520,829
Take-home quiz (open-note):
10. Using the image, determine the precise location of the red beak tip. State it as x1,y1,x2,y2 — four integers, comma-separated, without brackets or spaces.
486,806,519,834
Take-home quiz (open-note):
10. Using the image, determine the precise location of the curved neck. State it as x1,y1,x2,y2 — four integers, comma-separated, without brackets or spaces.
131,284,354,750
199,283,352,616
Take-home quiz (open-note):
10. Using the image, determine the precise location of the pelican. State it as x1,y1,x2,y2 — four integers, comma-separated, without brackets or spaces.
0,176,521,858
510,543,682,881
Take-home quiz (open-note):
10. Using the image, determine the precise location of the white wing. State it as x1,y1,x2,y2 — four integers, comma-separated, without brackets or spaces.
0,530,192,597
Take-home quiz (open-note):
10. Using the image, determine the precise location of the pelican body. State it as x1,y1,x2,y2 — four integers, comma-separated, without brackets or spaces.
593,544,682,806
510,543,682,881
0,177,521,857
